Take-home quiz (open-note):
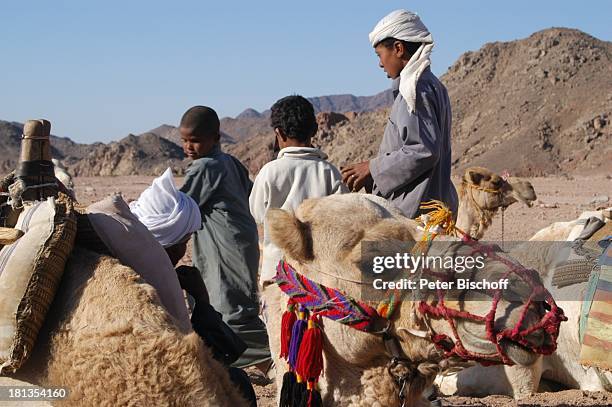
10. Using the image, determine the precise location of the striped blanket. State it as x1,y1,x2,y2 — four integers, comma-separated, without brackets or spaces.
579,224,612,370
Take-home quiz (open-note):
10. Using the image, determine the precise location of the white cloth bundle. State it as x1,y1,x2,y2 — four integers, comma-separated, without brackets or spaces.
129,168,201,247
369,9,434,113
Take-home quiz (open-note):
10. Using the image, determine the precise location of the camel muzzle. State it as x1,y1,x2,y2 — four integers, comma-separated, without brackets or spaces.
418,237,567,366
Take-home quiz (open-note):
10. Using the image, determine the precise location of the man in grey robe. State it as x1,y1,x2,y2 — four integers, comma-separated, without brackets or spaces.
342,9,458,218
179,105,270,369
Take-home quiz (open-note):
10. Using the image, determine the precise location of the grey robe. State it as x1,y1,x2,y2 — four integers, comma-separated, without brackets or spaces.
180,144,270,367
370,68,458,218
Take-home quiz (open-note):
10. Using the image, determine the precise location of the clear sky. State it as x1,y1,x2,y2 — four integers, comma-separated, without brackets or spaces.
1,0,610,143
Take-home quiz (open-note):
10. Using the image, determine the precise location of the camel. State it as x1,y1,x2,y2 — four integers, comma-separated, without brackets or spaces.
528,208,611,242
436,207,612,398
263,193,563,406
0,217,247,405
453,167,536,240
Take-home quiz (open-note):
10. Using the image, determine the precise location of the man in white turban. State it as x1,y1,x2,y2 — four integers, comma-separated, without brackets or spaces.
342,9,458,219
130,167,201,252
130,168,257,405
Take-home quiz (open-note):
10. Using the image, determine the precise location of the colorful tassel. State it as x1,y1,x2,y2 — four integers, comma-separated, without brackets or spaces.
279,371,296,407
295,315,324,381
288,308,308,369
301,381,322,407
292,374,307,407
280,301,297,360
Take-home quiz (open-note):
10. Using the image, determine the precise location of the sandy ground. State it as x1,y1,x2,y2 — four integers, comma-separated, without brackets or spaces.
74,174,611,243
71,174,612,407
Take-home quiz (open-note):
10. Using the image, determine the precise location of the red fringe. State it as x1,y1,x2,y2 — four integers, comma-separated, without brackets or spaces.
280,300,297,360
295,315,324,381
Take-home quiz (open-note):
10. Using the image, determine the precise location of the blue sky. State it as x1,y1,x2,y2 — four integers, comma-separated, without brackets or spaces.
1,1,610,143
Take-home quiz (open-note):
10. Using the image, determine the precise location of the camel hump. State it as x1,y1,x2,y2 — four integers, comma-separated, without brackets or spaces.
85,194,192,332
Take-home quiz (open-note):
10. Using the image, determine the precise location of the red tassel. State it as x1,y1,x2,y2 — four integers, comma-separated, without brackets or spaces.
280,300,297,360
295,315,324,381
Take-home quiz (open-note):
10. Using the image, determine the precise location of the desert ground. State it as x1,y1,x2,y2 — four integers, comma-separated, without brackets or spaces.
71,174,611,407
74,174,611,242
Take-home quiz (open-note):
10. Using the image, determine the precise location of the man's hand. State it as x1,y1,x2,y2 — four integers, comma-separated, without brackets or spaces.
176,265,210,304
341,161,372,192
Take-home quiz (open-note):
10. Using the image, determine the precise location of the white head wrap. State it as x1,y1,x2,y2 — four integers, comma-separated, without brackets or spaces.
369,9,434,113
129,168,201,247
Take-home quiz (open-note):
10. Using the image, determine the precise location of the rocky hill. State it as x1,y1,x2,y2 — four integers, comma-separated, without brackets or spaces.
0,121,91,173
68,133,185,176
219,89,393,142
0,87,394,176
147,124,235,146
444,27,611,176
1,28,609,178
307,90,394,113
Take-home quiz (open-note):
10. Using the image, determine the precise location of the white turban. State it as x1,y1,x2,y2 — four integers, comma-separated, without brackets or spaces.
369,9,434,113
129,168,201,247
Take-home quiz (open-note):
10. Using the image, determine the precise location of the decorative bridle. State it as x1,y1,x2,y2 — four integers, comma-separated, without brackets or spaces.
274,201,566,407
461,179,506,243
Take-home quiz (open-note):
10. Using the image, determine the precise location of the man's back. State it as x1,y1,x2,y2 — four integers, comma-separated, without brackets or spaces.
251,147,344,213
250,146,346,282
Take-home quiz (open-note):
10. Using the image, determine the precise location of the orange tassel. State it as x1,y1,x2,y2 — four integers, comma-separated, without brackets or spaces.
295,315,324,381
280,301,297,360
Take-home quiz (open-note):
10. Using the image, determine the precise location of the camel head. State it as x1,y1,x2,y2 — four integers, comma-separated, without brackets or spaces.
457,167,537,239
267,194,557,404
504,176,537,207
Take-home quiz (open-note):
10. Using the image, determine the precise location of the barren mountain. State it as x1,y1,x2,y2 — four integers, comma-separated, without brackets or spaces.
307,90,394,113
218,89,393,142
0,120,90,173
148,124,235,146
444,27,611,176
69,133,186,177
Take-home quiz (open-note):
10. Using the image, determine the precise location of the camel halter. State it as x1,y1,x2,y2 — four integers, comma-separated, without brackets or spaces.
413,202,565,364
461,179,507,244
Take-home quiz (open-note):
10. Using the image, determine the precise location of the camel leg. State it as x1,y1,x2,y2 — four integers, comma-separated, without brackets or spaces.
503,358,543,398
436,358,541,399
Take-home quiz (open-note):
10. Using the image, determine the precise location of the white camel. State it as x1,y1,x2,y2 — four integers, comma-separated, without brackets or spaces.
436,207,612,398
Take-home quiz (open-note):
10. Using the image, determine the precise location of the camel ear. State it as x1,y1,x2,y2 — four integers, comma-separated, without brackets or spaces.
266,208,314,263
465,168,487,185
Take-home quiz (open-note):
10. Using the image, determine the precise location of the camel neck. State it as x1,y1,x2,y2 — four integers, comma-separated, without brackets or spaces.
456,199,482,240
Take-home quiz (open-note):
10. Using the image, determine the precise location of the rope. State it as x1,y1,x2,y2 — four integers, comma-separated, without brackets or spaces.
419,237,566,365
419,200,456,236
7,181,58,209
410,201,565,365
461,180,502,194
461,180,504,239
501,206,505,249
277,198,565,381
